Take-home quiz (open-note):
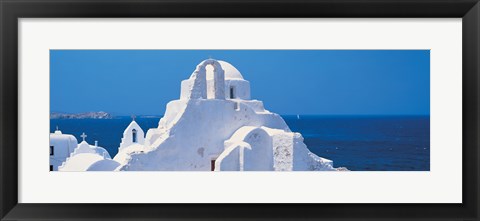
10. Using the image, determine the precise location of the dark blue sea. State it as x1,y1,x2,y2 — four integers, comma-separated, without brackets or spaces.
50,115,430,171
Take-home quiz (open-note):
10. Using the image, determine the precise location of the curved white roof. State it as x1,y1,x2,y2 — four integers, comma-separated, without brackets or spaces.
59,153,104,171
50,131,78,143
218,60,244,80
87,159,121,171
71,141,111,159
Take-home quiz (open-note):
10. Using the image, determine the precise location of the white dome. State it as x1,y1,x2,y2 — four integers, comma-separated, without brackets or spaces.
50,132,78,155
87,159,121,171
218,60,244,80
59,153,104,171
71,141,111,159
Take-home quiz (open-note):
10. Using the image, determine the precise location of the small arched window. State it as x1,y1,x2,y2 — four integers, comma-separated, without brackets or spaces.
132,129,137,143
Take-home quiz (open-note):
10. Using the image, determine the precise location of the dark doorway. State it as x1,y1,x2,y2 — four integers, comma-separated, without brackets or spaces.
211,159,216,171
230,86,235,99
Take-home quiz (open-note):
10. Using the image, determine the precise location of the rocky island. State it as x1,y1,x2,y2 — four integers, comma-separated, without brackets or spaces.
50,111,113,119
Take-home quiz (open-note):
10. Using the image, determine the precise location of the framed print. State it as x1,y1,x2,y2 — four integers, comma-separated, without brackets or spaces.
1,0,479,220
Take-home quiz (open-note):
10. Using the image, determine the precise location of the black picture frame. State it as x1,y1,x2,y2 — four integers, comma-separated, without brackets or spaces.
1,0,479,220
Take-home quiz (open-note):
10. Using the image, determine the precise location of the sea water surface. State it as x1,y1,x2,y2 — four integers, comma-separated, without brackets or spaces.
50,115,430,171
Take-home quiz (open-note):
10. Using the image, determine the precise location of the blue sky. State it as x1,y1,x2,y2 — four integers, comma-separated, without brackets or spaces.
50,50,430,116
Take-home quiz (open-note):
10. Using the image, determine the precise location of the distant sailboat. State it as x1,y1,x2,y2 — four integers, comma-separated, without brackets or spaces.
297,114,300,120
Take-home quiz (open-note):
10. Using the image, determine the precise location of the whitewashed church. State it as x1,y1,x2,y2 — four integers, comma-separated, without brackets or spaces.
50,59,343,171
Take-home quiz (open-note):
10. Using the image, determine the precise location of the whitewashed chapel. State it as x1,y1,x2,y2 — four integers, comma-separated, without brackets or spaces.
50,59,342,171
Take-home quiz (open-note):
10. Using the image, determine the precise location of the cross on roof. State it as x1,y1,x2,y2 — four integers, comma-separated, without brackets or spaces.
80,132,87,142
56,125,59,131
131,115,136,121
